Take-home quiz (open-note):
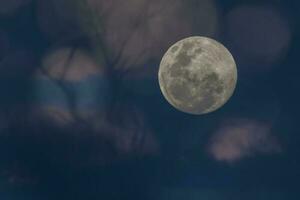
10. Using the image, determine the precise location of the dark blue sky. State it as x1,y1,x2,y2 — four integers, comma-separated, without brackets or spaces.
0,0,299,199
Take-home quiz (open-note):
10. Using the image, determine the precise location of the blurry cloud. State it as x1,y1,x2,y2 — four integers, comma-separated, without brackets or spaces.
37,0,219,97
93,105,160,157
33,106,76,126
83,0,218,69
88,0,192,68
78,0,219,97
0,0,31,16
207,119,281,163
31,45,159,166
29,104,159,168
38,48,105,81
34,47,110,125
225,4,291,70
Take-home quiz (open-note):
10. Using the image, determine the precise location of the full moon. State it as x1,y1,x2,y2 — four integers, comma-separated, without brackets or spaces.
158,36,237,115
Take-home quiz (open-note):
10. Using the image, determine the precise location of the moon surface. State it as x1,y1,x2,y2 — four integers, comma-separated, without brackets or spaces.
158,36,237,115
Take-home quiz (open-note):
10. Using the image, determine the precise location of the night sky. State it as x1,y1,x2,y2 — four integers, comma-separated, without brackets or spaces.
0,0,299,199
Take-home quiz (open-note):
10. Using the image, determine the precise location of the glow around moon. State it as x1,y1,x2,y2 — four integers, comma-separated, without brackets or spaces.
158,36,237,115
